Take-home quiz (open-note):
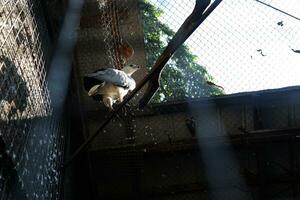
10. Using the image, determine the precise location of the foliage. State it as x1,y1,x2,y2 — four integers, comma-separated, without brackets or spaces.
140,0,224,102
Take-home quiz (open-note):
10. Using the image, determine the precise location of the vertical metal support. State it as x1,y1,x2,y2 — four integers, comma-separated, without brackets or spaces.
288,137,296,198
253,96,263,130
255,145,266,199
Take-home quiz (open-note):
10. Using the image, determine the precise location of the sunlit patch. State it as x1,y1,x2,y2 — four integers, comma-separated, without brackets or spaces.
145,0,300,99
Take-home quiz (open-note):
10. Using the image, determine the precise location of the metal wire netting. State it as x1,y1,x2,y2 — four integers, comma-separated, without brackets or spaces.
80,0,300,151
140,0,300,102
100,0,129,69
70,0,300,199
78,0,300,149
0,0,66,199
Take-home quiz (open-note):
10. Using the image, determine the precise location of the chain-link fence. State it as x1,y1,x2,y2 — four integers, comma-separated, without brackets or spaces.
77,1,300,199
99,0,130,69
140,0,300,103
83,0,300,150
0,0,66,199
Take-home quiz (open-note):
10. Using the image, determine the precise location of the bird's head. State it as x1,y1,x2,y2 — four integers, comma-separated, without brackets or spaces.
122,64,140,75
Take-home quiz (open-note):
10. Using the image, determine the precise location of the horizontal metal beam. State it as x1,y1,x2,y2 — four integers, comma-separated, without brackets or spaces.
89,127,300,155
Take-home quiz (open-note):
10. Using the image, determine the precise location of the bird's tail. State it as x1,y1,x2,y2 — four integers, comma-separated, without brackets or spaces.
88,85,100,96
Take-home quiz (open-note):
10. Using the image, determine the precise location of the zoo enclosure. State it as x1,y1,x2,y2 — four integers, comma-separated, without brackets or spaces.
74,0,300,199
0,0,67,199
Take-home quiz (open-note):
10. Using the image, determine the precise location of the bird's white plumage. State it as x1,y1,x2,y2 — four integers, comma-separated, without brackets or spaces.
85,68,135,89
84,64,140,110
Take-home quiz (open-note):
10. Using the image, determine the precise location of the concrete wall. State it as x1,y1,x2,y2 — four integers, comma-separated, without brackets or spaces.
90,88,300,150
88,88,300,199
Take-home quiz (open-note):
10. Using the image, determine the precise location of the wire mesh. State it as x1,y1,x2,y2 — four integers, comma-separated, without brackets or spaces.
99,0,123,69
82,0,300,147
0,0,66,199
75,0,300,199
97,0,135,70
140,0,300,103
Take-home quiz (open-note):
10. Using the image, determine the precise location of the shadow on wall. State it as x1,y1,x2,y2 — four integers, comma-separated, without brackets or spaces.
0,56,29,117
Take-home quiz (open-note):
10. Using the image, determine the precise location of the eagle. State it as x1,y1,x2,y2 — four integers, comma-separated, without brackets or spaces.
83,64,140,111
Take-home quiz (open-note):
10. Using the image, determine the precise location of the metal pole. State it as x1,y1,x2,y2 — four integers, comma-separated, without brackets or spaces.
254,0,300,21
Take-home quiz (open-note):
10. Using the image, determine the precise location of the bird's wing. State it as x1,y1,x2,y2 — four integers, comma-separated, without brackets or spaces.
83,69,106,92
127,76,136,91
85,68,134,89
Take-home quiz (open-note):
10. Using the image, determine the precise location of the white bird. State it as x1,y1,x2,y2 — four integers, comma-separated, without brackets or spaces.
83,64,140,111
